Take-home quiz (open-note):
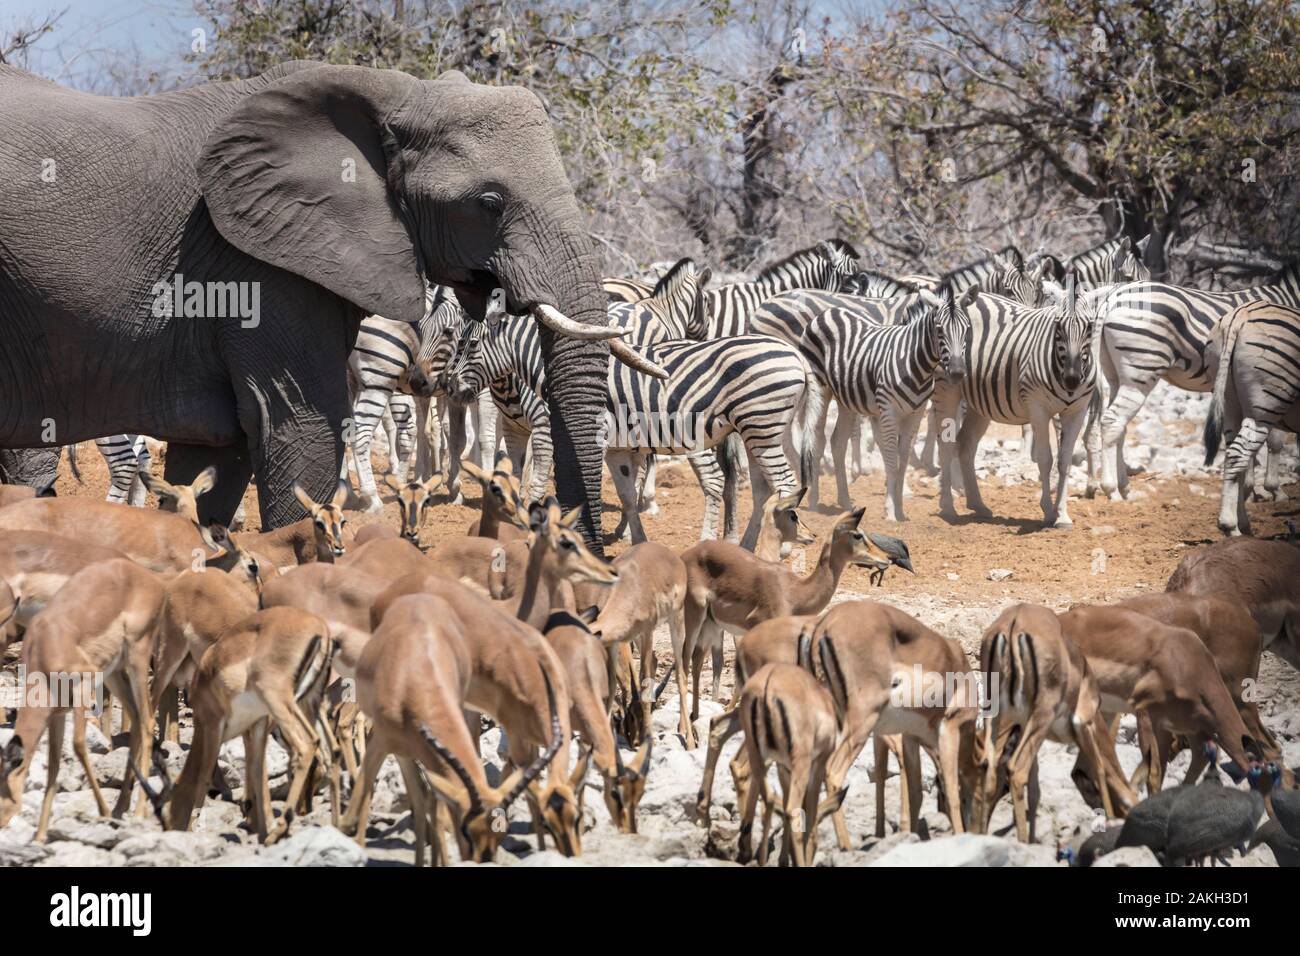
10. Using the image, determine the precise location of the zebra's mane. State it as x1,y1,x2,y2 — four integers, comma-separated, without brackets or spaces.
751,239,859,281
650,257,697,299
938,245,1024,289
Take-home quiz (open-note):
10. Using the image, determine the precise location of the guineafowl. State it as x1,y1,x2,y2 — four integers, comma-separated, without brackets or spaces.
1262,763,1300,840
1164,763,1266,867
1250,819,1300,866
1067,825,1123,867
1116,742,1222,856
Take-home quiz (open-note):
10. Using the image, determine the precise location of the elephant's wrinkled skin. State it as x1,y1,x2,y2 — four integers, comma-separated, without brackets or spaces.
0,63,610,544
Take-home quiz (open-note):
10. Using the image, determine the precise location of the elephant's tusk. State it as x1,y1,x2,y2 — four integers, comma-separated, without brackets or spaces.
609,339,670,379
532,304,626,341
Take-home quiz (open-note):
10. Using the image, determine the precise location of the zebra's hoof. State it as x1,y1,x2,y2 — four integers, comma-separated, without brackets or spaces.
1052,516,1073,529
1106,490,1123,502
360,496,384,515
639,501,660,516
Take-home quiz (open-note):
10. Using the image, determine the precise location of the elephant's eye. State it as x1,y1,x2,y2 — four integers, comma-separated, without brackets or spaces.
479,191,504,214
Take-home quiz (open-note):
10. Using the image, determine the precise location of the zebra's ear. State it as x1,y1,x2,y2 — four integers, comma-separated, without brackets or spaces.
1134,233,1152,256
697,266,712,288
1042,280,1067,305
958,285,980,309
918,289,943,309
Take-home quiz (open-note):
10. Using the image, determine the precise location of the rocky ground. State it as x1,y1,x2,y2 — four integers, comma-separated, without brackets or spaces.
2,381,1298,867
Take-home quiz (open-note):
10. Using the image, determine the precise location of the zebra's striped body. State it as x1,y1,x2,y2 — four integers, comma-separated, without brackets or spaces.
702,240,858,338
748,286,919,346
1094,263,1300,499
801,287,970,521
448,316,817,547
1203,301,1300,535
934,290,1099,527
95,434,150,505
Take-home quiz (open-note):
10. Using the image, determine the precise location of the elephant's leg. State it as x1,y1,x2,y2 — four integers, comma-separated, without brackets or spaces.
163,442,251,526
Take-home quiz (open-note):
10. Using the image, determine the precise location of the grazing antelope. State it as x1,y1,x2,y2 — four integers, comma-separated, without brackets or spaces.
341,593,563,865
543,609,651,833
1057,605,1261,796
976,604,1136,842
1166,537,1300,673
370,572,581,854
808,601,980,845
735,663,844,867
586,542,687,744
165,607,338,842
0,559,163,841
0,531,126,655
1116,592,1285,781
140,466,216,520
461,457,528,541
382,474,442,543
678,508,909,746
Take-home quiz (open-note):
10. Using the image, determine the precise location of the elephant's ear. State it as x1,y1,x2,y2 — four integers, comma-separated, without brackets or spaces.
197,66,425,323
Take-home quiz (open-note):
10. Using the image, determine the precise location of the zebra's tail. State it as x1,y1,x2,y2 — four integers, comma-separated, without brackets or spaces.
64,443,82,484
1204,316,1243,466
795,365,828,492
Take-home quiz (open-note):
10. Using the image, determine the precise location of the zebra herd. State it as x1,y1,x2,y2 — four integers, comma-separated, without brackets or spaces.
62,234,1300,544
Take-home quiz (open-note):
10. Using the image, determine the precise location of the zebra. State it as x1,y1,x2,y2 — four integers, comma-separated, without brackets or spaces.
701,240,859,337
446,312,819,548
800,285,971,521
1035,235,1151,288
1093,261,1300,501
608,257,710,344
933,284,1106,528
94,434,151,505
1203,300,1300,536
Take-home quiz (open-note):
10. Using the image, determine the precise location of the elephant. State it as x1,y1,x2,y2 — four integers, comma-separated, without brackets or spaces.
0,61,642,547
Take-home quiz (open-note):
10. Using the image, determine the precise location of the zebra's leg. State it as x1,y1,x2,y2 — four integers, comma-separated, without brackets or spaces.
852,413,875,479
447,401,470,505
1049,405,1089,529
1261,428,1288,502
934,388,962,517
97,435,143,505
387,395,416,482
1020,423,1034,460
808,400,833,510
639,455,660,516
608,450,646,543
1028,407,1058,525
956,411,993,518
829,409,855,510
126,439,150,507
347,387,391,513
1220,418,1269,537
1099,382,1154,500
889,406,925,523
687,450,725,543
870,411,906,522
915,402,942,476
741,441,797,551
475,389,498,471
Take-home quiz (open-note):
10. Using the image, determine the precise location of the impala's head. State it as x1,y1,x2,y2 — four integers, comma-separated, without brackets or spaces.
197,521,264,591
768,488,816,555
537,761,586,857
141,465,216,521
383,474,442,542
529,498,618,588
293,481,349,559
460,456,527,528
917,284,975,383
604,738,652,834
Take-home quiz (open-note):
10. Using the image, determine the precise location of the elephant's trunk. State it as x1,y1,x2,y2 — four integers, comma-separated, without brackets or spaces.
536,245,610,554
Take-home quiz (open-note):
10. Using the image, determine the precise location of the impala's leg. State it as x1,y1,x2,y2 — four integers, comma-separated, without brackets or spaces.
396,757,428,867
244,720,271,843
166,703,224,832
35,711,66,843
677,597,700,749
736,738,765,865
873,734,890,838
901,735,923,833
1004,720,1051,843
72,709,110,817
105,670,146,819
262,697,320,843
690,643,705,724
785,758,813,868
709,635,725,702
638,628,655,746
697,707,742,822
937,717,966,834
340,732,385,846
1074,714,1119,821
1026,757,1042,843
825,697,885,849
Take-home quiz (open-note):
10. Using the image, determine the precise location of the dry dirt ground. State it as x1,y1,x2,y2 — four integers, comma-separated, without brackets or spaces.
3,411,1299,867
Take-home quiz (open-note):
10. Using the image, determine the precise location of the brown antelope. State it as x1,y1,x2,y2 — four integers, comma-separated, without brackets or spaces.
753,487,816,562
0,497,219,573
807,601,980,846
696,614,815,824
585,542,687,745
341,593,562,865
0,531,126,655
976,604,1136,842
350,522,399,547
165,606,338,843
461,457,528,541
225,480,352,568
369,571,582,855
0,484,44,508
261,562,394,679
151,523,268,742
678,508,909,746
381,473,443,543
0,559,163,841
735,663,844,867
1116,592,1284,781
543,609,651,833
426,535,530,599
1166,536,1300,672
1057,604,1262,795
507,499,618,631
140,466,216,519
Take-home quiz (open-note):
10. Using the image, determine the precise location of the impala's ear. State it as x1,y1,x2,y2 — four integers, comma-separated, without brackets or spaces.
191,466,217,498
382,474,403,494
460,459,489,484
330,480,350,511
197,64,425,323
577,604,600,625
560,506,584,529
292,483,317,515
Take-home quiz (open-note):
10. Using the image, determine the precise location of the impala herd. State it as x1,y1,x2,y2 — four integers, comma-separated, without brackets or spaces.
0,451,1297,866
